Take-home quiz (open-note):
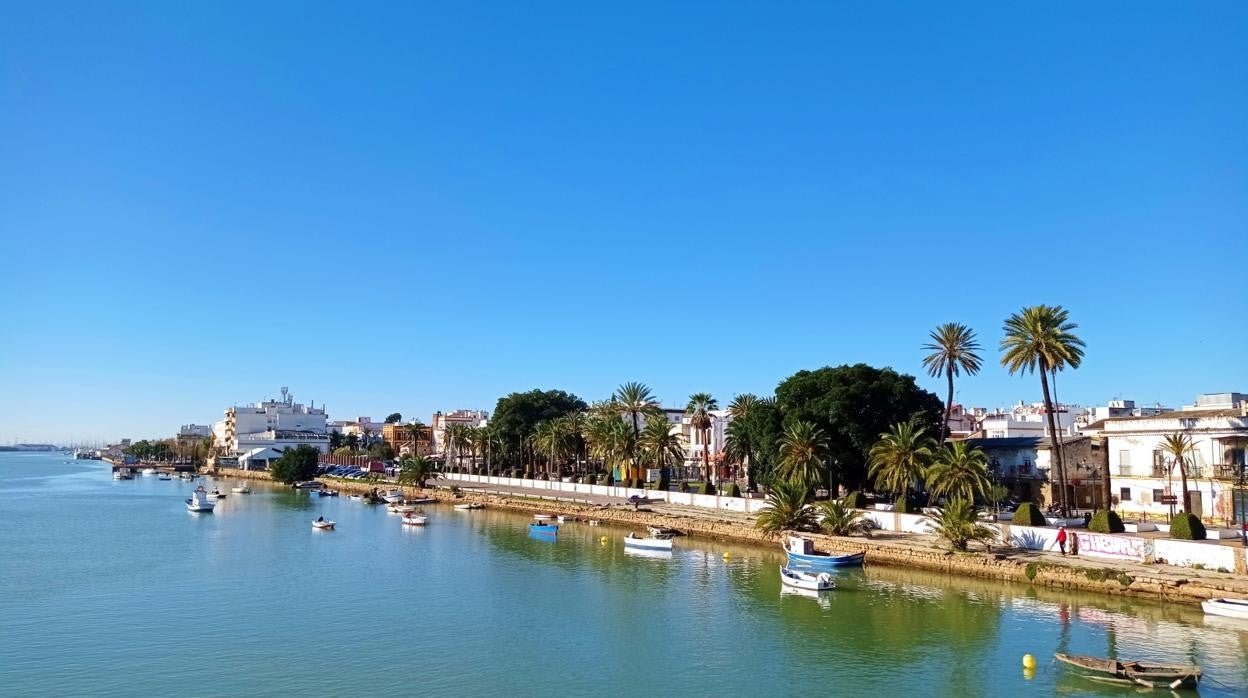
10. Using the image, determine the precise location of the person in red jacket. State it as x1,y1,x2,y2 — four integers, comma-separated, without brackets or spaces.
1056,526,1068,556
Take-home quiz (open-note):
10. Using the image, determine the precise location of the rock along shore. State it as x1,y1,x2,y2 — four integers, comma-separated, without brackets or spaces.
214,468,1248,606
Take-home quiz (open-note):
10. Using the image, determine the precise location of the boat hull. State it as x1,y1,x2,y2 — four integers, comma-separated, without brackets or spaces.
528,523,559,534
624,536,674,551
785,551,865,568
1202,598,1248,620
1054,653,1201,689
780,566,835,591
312,521,336,530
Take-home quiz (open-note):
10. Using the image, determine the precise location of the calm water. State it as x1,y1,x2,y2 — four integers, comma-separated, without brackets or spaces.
3,452,1248,697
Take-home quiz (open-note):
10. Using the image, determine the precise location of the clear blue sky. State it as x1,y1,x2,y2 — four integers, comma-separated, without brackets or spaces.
2,2,1244,443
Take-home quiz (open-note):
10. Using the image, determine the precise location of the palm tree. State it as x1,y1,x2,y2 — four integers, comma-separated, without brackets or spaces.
921,322,982,440
926,441,991,504
926,498,997,551
778,420,829,490
640,415,685,487
556,413,588,477
1000,305,1086,515
585,405,634,483
1160,432,1196,513
728,393,760,419
754,479,817,532
530,420,570,479
686,392,719,483
397,455,435,488
817,499,875,537
406,420,426,457
868,417,935,510
613,382,660,482
724,421,752,485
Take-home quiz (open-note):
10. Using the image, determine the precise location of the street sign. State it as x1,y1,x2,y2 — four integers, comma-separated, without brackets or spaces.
1159,495,1179,505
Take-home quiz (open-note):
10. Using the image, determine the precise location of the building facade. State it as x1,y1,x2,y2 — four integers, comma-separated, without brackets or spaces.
431,410,489,455
382,422,433,457
211,388,331,458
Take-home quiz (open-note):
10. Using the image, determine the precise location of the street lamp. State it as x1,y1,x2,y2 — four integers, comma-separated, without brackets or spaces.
1238,459,1247,547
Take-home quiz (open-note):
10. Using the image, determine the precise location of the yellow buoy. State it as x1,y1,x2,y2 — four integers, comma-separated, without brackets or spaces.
1022,654,1036,670
722,552,731,560
1023,667,1035,681
600,536,608,543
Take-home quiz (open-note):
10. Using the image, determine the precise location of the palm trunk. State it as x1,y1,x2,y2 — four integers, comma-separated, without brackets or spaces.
1100,438,1112,510
703,434,711,484
1038,363,1067,514
1179,459,1191,514
944,365,955,441
631,411,640,481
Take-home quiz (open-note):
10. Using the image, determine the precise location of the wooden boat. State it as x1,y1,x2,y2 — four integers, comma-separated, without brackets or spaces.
1054,653,1201,689
782,537,865,568
407,497,436,504
648,526,679,537
779,565,835,591
401,513,428,526
455,502,484,511
528,523,559,534
624,533,674,551
1202,597,1248,620
312,519,336,530
388,504,416,514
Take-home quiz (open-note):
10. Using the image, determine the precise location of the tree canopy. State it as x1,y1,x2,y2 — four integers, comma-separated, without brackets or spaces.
270,445,320,484
490,389,587,467
774,363,942,491
384,413,402,424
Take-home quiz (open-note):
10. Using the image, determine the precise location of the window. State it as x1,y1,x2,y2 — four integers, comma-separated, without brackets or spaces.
1152,489,1165,503
1119,487,1131,502
1153,450,1165,468
1119,450,1131,467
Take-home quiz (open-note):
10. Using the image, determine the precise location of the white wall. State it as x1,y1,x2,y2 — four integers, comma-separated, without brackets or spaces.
1153,539,1238,571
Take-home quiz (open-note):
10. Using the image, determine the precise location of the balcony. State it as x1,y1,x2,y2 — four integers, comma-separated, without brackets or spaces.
1214,464,1244,480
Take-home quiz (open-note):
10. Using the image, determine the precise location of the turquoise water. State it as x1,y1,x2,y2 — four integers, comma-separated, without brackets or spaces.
3,451,1247,696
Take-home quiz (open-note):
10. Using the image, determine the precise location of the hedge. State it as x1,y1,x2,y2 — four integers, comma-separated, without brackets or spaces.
1169,513,1207,540
842,491,868,509
720,483,741,498
1088,510,1125,534
1012,503,1046,526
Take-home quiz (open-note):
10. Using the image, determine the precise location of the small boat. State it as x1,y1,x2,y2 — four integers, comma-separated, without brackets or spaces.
209,488,227,499
783,536,865,568
294,481,324,490
231,483,251,494
158,473,172,481
454,502,484,511
407,497,436,504
348,494,363,501
557,515,578,524
141,467,157,476
533,514,555,522
779,565,835,591
312,519,336,530
113,468,133,480
314,489,339,497
1054,653,1201,690
624,546,672,559
381,490,405,503
588,520,600,526
401,513,428,526
388,504,416,514
528,523,559,534
648,526,679,537
186,486,215,512
624,533,674,551
1201,598,1248,620
179,473,193,480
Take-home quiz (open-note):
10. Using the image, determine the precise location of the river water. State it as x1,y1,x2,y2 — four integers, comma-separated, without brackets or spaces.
2,452,1247,696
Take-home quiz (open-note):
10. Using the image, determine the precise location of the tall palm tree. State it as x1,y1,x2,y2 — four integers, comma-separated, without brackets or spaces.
1000,305,1086,514
531,420,570,479
686,392,719,483
1160,432,1196,513
728,393,760,419
613,382,660,481
639,415,685,485
724,421,752,484
777,420,829,490
868,417,936,510
406,419,426,457
556,412,588,477
926,441,991,504
921,322,983,440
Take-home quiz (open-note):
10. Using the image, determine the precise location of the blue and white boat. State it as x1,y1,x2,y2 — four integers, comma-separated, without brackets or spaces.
528,523,559,534
783,536,865,568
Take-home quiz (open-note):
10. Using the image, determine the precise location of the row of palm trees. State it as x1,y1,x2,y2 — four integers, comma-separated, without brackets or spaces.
867,417,993,507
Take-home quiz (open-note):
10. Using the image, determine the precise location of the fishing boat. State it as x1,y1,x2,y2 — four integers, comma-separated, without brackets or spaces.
231,483,251,494
1202,598,1248,620
388,504,416,514
782,537,865,568
1054,653,1201,689
294,480,324,490
158,473,172,481
624,546,672,559
381,489,405,503
454,502,484,511
348,494,363,501
113,468,133,480
588,520,600,526
312,518,336,530
209,488,227,499
557,515,575,523
779,565,835,592
401,513,428,526
186,486,216,513
624,533,674,551
528,523,559,534
314,489,339,497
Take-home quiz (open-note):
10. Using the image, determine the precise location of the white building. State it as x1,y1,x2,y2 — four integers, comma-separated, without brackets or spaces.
1103,393,1248,522
1081,399,1172,426
212,388,331,457
977,402,1085,439
431,409,489,455
179,424,212,438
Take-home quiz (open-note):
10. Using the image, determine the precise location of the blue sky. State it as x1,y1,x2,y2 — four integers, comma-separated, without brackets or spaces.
1,2,1244,443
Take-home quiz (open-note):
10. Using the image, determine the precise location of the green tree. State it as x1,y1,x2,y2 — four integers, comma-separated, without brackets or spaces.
367,442,395,460
726,397,784,489
921,322,983,440
818,499,875,537
1159,432,1196,513
926,499,997,551
490,389,588,471
685,392,719,483
774,363,942,492
329,431,344,451
754,479,817,532
926,441,991,504
384,412,402,424
868,417,935,511
406,420,426,457
397,455,435,488
1000,305,1086,514
585,403,634,481
345,433,360,451
270,445,320,485
777,420,830,490
639,415,685,488
613,382,661,481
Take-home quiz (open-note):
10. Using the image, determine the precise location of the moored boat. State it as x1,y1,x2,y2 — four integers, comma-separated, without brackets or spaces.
312,518,336,530
388,504,416,514
454,502,484,511
348,494,363,501
779,565,835,591
314,489,339,497
624,533,674,551
401,513,428,526
528,523,559,534
294,480,324,490
407,497,436,504
533,514,555,522
381,489,405,503
1054,653,1201,689
783,536,865,568
113,468,133,480
158,473,172,481
186,486,215,512
141,467,157,476
648,526,679,537
209,488,227,499
1202,598,1248,620
231,483,251,494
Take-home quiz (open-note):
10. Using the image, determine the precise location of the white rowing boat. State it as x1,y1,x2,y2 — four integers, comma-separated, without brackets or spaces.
779,565,835,592
1202,598,1248,620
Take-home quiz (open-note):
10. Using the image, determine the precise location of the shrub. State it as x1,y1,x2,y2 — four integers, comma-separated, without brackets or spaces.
1024,562,1039,581
1089,510,1125,534
818,500,875,537
699,482,717,495
679,482,691,493
842,491,868,509
1012,503,1045,526
1169,513,1206,540
1117,573,1133,587
652,472,670,491
721,483,741,498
